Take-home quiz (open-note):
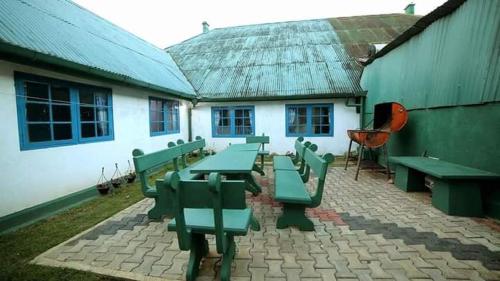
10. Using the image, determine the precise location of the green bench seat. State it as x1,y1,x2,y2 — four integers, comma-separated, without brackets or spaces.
273,156,297,171
274,170,312,204
132,136,208,220
390,156,500,217
274,146,334,231
168,208,252,235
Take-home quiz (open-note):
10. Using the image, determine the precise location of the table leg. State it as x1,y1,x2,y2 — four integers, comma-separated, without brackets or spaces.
250,215,261,231
252,163,265,176
243,173,262,195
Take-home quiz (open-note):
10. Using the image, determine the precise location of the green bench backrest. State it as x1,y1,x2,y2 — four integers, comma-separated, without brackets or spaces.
165,172,247,253
172,137,206,168
132,146,182,194
303,148,334,207
246,135,270,144
293,137,317,175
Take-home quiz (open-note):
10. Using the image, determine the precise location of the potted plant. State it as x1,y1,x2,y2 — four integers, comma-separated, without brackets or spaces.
96,167,112,195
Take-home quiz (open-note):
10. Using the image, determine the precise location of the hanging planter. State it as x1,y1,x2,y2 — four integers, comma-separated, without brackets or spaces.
111,163,125,188
125,160,136,183
96,167,112,195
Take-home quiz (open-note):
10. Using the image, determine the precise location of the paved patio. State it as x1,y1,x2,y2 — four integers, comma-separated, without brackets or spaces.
33,167,500,280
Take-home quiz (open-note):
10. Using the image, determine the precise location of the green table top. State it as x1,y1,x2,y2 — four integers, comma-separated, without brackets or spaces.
225,143,261,151
190,148,258,174
390,156,500,179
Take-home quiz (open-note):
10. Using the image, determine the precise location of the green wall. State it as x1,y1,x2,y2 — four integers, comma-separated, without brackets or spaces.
361,0,500,218
380,103,500,174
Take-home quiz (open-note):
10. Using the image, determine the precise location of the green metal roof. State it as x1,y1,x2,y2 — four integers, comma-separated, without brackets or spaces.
0,0,195,99
168,15,419,101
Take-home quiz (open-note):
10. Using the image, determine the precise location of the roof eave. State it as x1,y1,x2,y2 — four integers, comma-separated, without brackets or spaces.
0,41,196,100
196,92,366,102
364,0,467,66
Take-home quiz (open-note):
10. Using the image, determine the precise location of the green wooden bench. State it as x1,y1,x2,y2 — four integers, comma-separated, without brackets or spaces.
246,134,270,175
273,147,334,231
390,156,500,217
273,137,316,174
131,137,207,220
165,172,254,281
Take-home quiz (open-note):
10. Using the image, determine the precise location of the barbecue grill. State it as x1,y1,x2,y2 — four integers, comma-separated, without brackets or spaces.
345,102,408,180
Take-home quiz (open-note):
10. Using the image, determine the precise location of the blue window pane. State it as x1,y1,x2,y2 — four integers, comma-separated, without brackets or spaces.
149,98,179,135
26,103,50,121
53,123,72,140
16,73,113,150
26,82,48,101
80,106,94,121
81,123,96,138
212,107,254,137
51,86,70,103
28,124,51,142
52,105,71,121
286,104,333,136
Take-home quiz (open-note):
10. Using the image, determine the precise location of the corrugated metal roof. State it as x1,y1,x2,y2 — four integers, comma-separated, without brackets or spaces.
361,0,500,110
328,13,421,59
168,15,419,101
0,0,195,98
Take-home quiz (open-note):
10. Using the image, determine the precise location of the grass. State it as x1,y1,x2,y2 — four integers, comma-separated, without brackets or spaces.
0,157,194,281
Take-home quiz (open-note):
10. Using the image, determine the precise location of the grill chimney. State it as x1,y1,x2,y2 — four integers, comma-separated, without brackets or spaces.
404,3,415,15
202,21,210,33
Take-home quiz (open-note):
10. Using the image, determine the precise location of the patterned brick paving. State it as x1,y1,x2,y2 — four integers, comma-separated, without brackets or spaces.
33,167,500,280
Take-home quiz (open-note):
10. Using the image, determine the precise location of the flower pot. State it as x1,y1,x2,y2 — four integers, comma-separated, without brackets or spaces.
97,183,110,195
126,173,136,183
112,179,122,188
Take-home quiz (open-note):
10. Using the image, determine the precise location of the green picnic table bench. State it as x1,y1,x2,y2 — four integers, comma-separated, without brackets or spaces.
390,156,500,217
165,172,254,281
132,137,208,220
273,136,316,174
273,146,334,231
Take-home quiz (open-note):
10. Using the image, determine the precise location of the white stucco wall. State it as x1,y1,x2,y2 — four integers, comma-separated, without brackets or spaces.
191,99,359,155
0,60,189,217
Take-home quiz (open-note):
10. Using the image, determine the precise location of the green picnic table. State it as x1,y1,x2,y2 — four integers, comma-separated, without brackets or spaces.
190,143,263,195
190,143,263,232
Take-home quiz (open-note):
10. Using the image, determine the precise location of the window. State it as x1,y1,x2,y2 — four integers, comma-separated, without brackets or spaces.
212,106,255,137
15,72,113,150
286,104,333,137
149,97,179,136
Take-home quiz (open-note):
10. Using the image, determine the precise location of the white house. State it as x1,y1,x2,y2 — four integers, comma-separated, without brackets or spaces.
167,17,420,155
0,0,195,231
0,0,419,232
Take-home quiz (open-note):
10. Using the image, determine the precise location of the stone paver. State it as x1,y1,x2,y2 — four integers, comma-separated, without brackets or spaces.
33,167,500,280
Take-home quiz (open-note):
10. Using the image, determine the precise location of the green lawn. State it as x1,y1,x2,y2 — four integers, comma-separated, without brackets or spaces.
0,159,186,281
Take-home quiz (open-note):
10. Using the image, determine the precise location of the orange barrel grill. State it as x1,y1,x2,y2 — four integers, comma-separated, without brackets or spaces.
345,102,408,180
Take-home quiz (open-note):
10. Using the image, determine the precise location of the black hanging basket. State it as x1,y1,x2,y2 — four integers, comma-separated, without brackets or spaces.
111,163,125,188
125,160,136,183
96,167,112,195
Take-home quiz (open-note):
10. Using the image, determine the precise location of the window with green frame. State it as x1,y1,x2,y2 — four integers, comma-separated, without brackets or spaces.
149,97,180,136
15,72,114,150
286,103,333,137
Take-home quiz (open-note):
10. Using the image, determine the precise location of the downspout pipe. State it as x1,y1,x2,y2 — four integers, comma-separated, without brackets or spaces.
345,92,367,129
188,99,199,142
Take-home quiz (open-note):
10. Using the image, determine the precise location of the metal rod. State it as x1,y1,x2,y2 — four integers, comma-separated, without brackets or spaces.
344,139,352,170
355,145,364,181
383,144,391,180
